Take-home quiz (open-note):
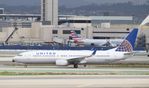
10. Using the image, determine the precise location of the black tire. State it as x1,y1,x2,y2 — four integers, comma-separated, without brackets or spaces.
74,64,78,68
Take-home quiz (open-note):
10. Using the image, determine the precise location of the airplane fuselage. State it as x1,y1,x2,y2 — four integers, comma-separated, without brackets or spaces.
13,50,132,64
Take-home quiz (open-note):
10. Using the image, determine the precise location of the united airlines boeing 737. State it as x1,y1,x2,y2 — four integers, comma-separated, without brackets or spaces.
12,28,138,68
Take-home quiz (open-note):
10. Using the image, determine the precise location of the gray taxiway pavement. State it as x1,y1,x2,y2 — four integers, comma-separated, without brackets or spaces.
0,66,148,87
0,75,149,88
1,66,149,75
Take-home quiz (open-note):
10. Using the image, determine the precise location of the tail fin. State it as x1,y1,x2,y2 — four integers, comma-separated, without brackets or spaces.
70,31,80,39
115,28,138,52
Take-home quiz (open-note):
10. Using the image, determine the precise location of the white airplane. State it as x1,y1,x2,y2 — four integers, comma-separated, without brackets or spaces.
69,30,123,47
12,28,138,68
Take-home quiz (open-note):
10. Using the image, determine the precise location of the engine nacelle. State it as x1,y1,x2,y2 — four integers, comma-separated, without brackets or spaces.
56,60,68,66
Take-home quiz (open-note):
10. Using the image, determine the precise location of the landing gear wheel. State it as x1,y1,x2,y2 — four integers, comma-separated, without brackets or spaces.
74,64,78,68
84,64,87,67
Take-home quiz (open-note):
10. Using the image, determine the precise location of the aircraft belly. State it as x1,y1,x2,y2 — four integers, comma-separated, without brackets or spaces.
15,58,55,64
86,58,121,64
86,59,106,64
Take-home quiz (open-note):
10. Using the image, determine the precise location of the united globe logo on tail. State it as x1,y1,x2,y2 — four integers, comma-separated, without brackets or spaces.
115,40,133,52
115,28,138,52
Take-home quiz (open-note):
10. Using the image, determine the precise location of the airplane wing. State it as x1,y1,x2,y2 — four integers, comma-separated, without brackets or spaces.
67,49,97,64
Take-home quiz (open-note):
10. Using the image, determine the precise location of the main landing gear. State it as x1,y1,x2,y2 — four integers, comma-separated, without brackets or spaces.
73,64,78,68
24,64,28,68
73,64,87,68
84,64,87,67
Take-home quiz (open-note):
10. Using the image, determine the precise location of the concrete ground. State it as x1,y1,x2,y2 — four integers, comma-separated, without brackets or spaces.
0,75,149,88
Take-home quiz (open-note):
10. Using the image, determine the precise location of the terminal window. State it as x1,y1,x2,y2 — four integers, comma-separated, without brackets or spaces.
63,30,81,34
0,10,4,14
53,30,58,34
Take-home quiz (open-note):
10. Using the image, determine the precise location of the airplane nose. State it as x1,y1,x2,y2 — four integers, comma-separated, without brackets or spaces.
12,56,19,62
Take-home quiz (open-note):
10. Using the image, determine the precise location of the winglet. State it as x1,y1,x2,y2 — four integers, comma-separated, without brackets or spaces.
115,28,138,52
91,48,97,55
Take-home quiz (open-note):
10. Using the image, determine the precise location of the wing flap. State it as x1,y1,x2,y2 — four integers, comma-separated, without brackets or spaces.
67,49,97,64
